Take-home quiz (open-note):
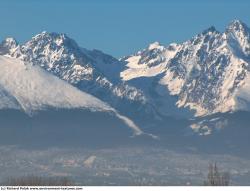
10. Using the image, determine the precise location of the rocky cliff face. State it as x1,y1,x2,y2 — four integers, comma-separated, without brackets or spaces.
1,20,250,121
0,32,153,122
122,20,250,117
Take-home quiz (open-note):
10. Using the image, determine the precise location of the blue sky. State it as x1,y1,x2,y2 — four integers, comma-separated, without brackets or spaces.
0,0,249,57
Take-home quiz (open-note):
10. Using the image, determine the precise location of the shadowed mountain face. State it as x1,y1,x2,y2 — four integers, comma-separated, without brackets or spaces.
0,109,137,148
1,20,250,124
0,55,144,144
0,20,250,186
121,20,250,118
0,32,150,122
0,20,249,153
0,108,249,158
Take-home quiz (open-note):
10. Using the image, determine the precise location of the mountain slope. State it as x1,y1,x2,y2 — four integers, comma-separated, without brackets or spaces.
0,55,143,135
0,32,152,121
121,20,250,117
1,19,250,122
0,55,111,113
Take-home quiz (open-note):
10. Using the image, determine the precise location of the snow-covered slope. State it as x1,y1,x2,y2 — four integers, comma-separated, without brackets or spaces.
0,32,155,123
121,42,180,81
121,20,250,117
0,55,143,135
0,55,111,112
1,19,250,121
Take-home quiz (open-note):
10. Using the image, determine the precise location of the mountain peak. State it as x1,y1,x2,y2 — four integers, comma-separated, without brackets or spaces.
225,19,250,58
1,37,18,49
26,31,81,56
226,19,249,33
33,31,65,38
201,26,218,35
31,31,76,45
148,41,163,50
0,37,18,55
228,19,245,27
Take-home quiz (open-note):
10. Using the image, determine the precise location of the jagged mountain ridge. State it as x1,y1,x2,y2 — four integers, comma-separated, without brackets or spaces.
1,19,250,121
0,32,156,122
122,20,250,117
0,55,143,136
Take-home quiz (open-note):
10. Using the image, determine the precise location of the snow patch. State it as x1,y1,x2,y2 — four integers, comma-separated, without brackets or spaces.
148,42,163,50
83,156,96,168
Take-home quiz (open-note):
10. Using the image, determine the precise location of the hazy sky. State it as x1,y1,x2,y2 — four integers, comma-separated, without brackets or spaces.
0,0,249,57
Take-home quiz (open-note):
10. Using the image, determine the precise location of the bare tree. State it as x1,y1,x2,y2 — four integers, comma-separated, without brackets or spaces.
204,163,230,186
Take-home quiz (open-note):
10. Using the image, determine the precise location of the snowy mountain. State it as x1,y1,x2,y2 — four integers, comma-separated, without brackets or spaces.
1,19,250,186
1,19,250,126
0,55,143,136
121,20,250,117
0,32,153,121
